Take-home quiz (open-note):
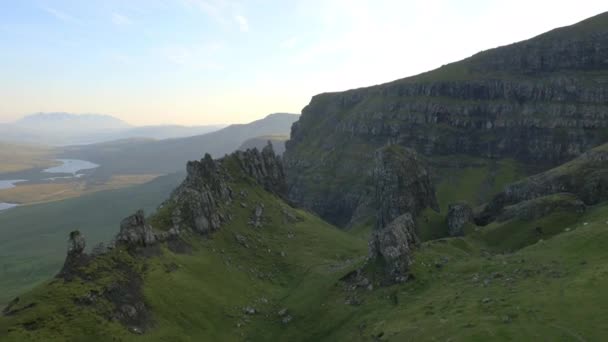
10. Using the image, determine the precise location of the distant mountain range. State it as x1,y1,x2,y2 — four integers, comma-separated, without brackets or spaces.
0,112,226,145
61,113,300,175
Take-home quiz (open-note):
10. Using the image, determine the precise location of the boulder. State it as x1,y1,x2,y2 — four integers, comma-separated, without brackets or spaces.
447,202,474,236
368,213,419,283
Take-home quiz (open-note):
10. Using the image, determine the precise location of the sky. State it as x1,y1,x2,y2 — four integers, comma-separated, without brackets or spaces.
0,1,606,126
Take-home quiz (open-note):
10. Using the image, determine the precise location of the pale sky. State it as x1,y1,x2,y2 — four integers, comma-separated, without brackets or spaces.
0,0,606,125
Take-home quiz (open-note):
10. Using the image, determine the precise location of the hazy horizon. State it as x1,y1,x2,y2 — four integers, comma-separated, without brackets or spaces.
1,0,606,126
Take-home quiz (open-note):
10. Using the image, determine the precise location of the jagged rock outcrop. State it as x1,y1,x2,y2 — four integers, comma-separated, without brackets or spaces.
373,145,439,228
168,153,233,234
166,144,287,234
447,203,474,236
116,210,159,247
285,12,608,228
366,145,437,283
477,144,608,224
368,214,418,283
58,230,89,279
234,142,287,197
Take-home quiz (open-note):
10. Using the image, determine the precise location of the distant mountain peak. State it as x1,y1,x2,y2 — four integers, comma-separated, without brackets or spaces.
17,112,131,128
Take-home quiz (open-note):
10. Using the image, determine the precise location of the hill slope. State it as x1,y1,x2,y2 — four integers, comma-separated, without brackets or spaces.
0,173,184,306
62,113,299,175
2,145,608,341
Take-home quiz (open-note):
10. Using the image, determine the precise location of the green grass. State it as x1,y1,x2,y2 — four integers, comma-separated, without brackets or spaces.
2,159,608,341
0,173,183,306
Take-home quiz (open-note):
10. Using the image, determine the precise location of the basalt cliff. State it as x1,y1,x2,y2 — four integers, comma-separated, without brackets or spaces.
285,12,608,228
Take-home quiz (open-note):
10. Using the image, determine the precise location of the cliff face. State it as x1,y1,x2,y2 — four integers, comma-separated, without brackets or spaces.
373,146,438,228
285,12,608,227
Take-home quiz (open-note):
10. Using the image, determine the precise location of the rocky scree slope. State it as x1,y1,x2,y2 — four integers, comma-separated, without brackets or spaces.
285,12,608,228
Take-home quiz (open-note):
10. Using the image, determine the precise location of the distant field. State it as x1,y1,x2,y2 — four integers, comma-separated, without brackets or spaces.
0,172,184,306
0,142,58,174
0,174,160,204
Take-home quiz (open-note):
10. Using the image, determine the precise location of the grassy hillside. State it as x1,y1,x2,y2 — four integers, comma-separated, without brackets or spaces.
0,165,368,341
2,153,608,341
0,173,183,306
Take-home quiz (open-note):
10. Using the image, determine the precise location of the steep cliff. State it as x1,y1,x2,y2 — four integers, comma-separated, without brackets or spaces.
285,12,608,228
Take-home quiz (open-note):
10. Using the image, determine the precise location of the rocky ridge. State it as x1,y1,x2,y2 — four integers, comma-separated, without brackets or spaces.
52,143,288,333
476,143,608,225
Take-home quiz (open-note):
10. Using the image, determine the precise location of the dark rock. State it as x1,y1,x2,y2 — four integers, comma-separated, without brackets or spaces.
115,210,158,247
447,202,474,236
75,290,99,305
373,145,439,228
234,142,287,197
249,203,264,228
243,306,257,315
58,231,90,280
234,233,249,248
369,214,419,284
281,315,293,324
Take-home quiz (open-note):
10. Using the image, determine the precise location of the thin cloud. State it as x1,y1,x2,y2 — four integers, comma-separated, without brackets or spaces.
184,0,249,32
41,6,77,23
112,13,133,26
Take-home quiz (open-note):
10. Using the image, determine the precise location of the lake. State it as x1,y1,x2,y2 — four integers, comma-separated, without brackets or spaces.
0,203,18,212
43,159,99,175
0,180,26,190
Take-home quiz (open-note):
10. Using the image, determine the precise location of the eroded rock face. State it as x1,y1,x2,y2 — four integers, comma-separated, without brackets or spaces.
116,210,158,247
167,145,287,235
58,230,89,279
369,214,418,283
447,203,474,237
373,145,439,228
365,145,437,283
169,153,232,234
68,230,86,255
284,13,608,228
234,142,287,197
